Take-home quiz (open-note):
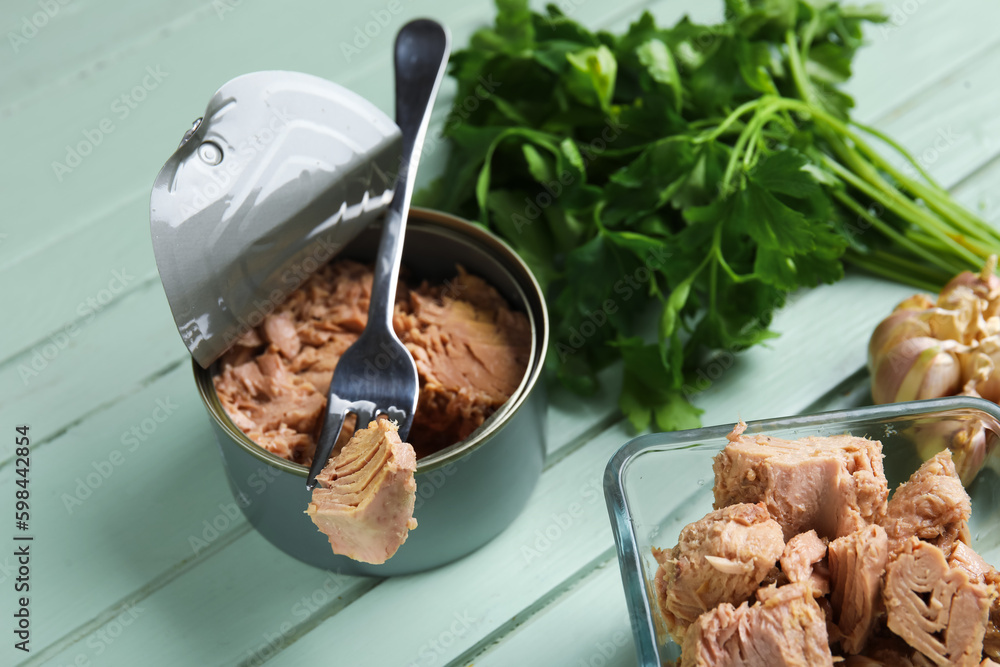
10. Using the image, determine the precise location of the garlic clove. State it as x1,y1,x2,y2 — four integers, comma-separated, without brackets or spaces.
967,336,1000,403
912,417,992,486
940,254,1000,318
895,293,936,312
927,287,980,344
868,308,932,365
871,336,962,404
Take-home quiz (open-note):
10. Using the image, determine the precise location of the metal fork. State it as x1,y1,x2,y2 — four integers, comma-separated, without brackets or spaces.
306,19,451,490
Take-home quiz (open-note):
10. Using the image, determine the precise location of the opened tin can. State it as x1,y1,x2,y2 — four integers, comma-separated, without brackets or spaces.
150,71,548,575
193,208,547,575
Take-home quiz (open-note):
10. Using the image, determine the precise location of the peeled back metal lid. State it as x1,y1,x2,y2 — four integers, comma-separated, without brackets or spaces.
150,70,402,368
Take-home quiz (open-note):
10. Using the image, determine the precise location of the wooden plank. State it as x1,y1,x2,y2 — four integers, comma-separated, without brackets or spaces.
471,560,634,667
0,0,209,104
846,0,1000,124
27,530,374,667
0,281,186,461
0,363,248,651
951,154,1000,226
870,40,1000,192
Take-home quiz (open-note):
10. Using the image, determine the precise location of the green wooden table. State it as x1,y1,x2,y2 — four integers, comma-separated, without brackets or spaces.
2,0,998,665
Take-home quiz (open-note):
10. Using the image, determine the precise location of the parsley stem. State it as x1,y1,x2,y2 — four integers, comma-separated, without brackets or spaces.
794,104,1000,247
844,249,948,292
819,149,983,266
830,189,964,275
696,98,767,145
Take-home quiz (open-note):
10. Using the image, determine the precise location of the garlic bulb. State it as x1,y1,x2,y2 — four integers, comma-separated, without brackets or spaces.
869,256,1000,482
870,257,1000,404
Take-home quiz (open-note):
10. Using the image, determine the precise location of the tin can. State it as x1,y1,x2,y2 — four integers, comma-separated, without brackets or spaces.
192,208,548,575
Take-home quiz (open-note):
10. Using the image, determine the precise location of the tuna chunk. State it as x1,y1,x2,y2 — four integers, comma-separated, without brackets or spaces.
653,502,784,643
780,529,829,595
881,450,971,559
948,542,1000,663
680,582,834,666
713,422,888,540
829,524,890,654
306,419,417,564
883,538,994,666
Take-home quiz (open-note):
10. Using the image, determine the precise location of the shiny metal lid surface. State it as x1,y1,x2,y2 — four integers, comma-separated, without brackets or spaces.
150,70,401,367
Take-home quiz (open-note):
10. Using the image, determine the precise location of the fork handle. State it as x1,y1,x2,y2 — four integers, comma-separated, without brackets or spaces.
367,20,451,330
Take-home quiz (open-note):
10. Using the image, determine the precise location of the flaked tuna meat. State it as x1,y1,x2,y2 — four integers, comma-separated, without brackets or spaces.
780,529,829,595
884,538,994,666
263,311,301,359
653,502,784,642
306,419,417,564
713,422,888,540
399,268,532,455
680,581,834,666
214,352,327,463
881,450,971,559
829,524,889,654
213,260,530,464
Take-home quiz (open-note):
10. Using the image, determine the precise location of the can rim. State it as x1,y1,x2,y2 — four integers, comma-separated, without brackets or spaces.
193,206,549,475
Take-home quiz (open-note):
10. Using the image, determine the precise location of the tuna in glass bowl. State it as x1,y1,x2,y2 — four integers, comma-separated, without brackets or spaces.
603,396,1000,666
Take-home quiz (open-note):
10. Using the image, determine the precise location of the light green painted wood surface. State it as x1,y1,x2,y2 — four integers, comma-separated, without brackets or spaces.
1,0,998,665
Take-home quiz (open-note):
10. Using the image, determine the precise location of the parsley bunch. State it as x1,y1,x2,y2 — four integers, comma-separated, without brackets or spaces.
416,0,1000,431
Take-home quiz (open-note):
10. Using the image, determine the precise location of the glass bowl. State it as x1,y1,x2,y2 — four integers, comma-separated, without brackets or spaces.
604,396,1000,666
